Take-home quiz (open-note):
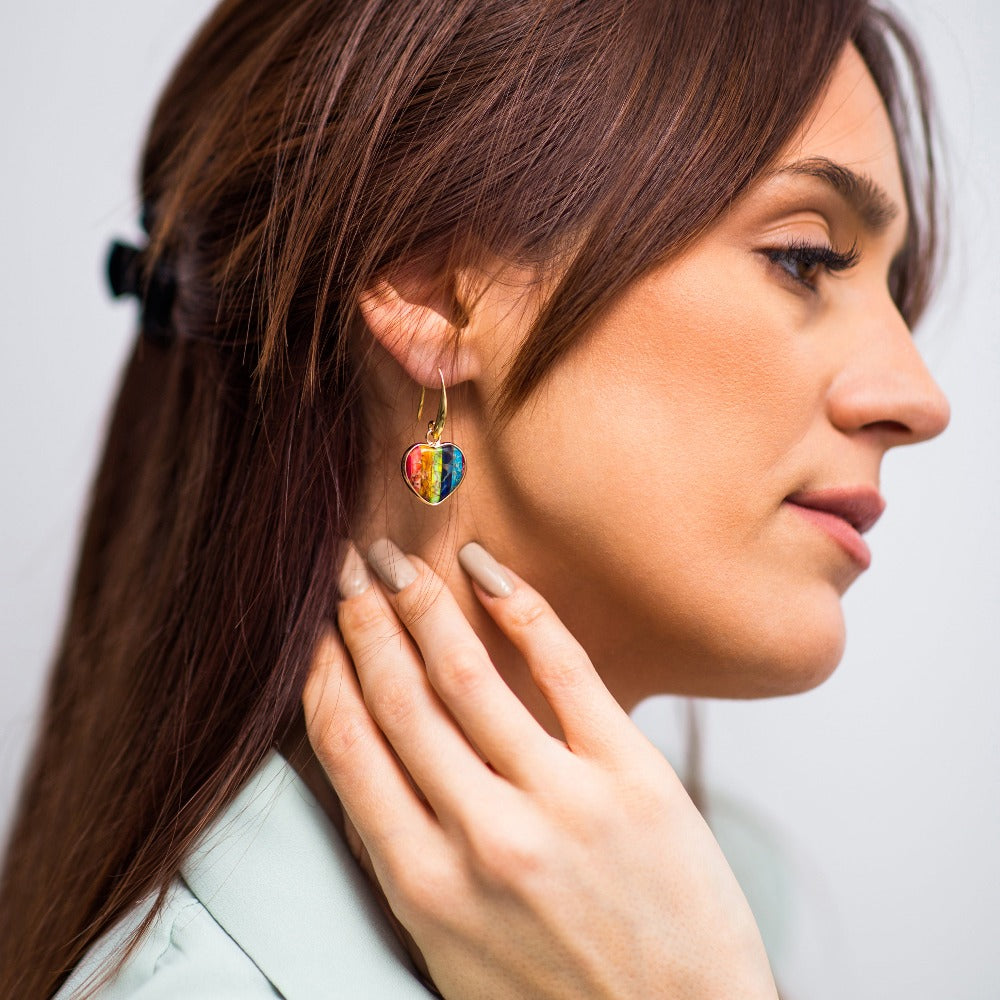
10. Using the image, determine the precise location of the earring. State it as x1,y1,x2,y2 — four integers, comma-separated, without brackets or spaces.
400,368,467,505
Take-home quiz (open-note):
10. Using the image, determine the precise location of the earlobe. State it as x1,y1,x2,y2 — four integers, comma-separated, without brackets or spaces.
357,272,481,387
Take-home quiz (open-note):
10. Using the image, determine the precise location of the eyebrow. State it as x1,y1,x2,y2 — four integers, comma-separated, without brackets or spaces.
765,156,902,234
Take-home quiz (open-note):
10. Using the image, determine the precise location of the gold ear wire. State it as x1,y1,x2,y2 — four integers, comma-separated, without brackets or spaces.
416,367,447,444
402,365,465,505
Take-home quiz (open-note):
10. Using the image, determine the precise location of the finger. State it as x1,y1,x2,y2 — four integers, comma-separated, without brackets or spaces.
302,624,439,861
337,543,505,821
457,541,636,760
366,538,560,788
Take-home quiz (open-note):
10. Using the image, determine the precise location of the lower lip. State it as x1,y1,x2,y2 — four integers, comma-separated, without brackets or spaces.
784,502,872,569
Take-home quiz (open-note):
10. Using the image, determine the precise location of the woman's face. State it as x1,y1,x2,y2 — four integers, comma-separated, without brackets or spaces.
441,42,950,708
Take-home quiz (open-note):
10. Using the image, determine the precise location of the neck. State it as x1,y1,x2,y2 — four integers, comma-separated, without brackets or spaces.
350,372,567,739
280,490,567,835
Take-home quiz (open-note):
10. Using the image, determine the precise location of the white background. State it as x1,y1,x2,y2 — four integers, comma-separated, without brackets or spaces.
2,3,997,998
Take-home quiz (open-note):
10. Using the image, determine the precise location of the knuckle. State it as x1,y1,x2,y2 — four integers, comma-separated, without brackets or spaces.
366,677,417,731
506,592,550,631
392,562,448,626
465,819,548,891
313,712,369,770
338,592,389,637
431,642,486,699
389,853,453,924
351,628,406,671
391,575,429,624
304,656,353,738
537,652,588,694
308,627,343,673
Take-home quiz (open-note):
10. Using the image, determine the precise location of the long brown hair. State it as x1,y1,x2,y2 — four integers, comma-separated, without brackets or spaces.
0,2,942,996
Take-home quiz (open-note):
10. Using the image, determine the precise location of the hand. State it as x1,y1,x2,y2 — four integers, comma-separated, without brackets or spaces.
303,538,777,1000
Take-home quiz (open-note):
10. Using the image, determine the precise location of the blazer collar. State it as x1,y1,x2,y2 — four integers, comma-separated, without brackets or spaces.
180,750,434,999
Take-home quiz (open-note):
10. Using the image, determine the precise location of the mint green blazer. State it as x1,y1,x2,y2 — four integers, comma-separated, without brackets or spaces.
54,752,436,998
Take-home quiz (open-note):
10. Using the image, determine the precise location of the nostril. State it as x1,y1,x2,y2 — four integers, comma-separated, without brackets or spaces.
862,419,910,435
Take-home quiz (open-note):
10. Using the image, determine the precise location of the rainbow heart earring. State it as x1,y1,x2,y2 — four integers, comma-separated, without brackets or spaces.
400,368,466,505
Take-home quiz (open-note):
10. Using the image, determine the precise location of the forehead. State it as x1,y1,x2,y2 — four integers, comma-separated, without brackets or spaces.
776,43,906,217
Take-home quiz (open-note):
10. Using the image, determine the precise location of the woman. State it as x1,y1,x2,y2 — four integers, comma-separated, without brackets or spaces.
0,0,950,997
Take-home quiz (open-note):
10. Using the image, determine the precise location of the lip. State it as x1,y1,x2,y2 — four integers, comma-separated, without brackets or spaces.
783,485,886,569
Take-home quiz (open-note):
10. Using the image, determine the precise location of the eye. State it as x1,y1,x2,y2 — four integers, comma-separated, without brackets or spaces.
762,238,861,292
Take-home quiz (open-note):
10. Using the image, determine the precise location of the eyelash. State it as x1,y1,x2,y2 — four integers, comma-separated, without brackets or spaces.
762,238,861,292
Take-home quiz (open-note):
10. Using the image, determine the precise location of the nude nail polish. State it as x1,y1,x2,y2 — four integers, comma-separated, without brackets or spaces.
458,541,514,598
338,542,371,599
367,538,418,593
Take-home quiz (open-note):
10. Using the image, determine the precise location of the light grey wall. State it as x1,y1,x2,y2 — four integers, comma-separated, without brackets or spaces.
1,0,221,826
2,3,997,998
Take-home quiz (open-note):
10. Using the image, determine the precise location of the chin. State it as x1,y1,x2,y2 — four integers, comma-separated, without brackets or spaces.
619,625,846,707
635,591,848,701
760,639,845,696
595,572,852,706
728,596,848,698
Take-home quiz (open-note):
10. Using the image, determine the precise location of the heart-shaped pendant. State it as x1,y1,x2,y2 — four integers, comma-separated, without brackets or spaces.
401,442,466,505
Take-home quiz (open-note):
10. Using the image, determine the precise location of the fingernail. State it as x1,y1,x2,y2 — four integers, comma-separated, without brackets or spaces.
338,541,371,599
458,541,514,598
367,538,418,593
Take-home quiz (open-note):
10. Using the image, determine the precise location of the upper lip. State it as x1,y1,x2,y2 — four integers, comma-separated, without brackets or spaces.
785,485,886,535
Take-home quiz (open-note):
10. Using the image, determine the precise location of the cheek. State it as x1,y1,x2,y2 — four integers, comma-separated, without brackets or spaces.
490,255,821,549
593,267,818,542
482,263,843,698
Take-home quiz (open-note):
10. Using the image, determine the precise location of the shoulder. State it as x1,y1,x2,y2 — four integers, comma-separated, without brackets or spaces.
54,878,280,1000
55,751,436,999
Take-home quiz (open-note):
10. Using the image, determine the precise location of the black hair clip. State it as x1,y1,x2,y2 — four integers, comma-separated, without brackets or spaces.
106,239,177,344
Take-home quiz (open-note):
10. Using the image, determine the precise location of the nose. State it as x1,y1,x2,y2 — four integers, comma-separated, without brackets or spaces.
827,301,951,449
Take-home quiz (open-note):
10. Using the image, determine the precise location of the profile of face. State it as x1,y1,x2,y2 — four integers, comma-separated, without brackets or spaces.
358,43,950,716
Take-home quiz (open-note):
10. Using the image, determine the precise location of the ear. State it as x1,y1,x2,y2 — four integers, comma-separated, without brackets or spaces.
357,266,482,388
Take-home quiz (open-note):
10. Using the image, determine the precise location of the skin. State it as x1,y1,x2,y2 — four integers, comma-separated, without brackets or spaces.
303,552,781,999
287,42,952,999
346,42,950,727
